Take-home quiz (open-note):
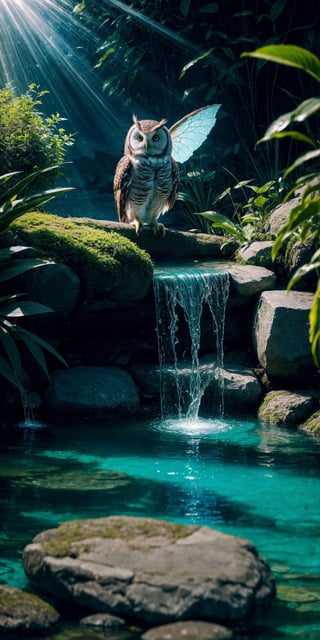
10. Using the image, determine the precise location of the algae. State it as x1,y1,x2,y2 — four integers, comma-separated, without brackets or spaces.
40,516,196,558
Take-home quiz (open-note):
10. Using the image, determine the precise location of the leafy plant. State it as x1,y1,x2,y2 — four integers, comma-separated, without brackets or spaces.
196,178,283,244
0,167,73,408
177,161,217,232
0,84,74,189
242,45,320,366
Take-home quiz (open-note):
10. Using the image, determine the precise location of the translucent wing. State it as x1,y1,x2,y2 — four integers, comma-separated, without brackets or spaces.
170,104,221,164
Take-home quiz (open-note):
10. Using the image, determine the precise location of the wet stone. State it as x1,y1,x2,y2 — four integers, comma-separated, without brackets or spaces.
80,612,126,630
142,620,233,640
0,585,60,635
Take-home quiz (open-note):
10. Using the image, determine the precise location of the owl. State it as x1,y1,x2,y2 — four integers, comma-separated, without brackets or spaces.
113,104,221,236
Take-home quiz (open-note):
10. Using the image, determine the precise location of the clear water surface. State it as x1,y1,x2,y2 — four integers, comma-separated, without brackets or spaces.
0,415,319,639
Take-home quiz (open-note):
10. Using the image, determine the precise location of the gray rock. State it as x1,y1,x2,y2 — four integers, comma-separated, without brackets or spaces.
253,290,315,378
45,366,139,416
97,221,229,260
0,585,59,635
222,365,262,409
80,612,126,630
300,409,320,433
227,264,276,297
258,390,314,427
237,241,274,269
268,198,300,238
132,361,262,412
23,261,81,318
142,620,233,640
23,516,275,629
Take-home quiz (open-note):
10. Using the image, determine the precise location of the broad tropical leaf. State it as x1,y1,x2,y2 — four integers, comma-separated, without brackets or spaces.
241,45,320,82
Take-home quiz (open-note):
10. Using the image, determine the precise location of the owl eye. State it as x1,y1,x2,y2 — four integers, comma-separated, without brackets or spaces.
137,133,143,142
152,134,160,142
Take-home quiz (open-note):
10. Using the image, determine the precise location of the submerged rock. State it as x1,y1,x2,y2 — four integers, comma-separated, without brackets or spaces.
23,515,276,630
142,620,233,640
0,585,59,635
80,612,126,630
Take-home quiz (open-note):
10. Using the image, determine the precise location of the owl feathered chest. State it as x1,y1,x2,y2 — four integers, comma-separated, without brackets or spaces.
128,155,173,202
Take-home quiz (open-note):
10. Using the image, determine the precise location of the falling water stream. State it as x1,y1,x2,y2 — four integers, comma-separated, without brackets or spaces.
153,264,229,419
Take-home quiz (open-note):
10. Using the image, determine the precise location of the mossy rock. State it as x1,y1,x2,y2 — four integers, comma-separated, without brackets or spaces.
0,585,59,634
300,410,320,434
6,213,153,302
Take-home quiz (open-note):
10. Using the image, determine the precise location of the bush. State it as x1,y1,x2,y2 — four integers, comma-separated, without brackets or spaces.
0,84,74,188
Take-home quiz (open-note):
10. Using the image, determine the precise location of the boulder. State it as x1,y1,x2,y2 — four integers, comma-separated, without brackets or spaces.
268,198,300,238
142,620,233,640
23,261,81,319
80,612,126,631
253,290,315,378
236,241,274,269
97,221,230,260
131,361,262,413
299,409,320,434
45,366,139,416
227,264,276,297
0,585,59,635
222,365,262,409
23,516,276,629
258,390,314,427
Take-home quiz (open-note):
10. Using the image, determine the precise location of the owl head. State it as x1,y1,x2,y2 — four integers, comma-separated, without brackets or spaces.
124,115,172,157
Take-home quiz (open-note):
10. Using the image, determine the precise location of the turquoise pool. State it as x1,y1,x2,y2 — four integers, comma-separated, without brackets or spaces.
0,415,319,639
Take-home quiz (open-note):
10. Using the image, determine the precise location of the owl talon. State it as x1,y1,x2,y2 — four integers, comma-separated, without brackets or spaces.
150,222,165,237
132,219,143,235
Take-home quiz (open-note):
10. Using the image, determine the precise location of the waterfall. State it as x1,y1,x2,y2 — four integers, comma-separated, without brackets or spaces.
153,264,229,420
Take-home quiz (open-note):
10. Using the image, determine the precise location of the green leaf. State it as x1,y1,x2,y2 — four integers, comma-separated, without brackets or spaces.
284,149,320,178
18,326,68,367
180,49,213,79
180,0,192,17
0,353,24,390
241,44,320,82
198,3,219,13
197,211,245,240
4,300,52,317
288,261,320,289
0,324,22,380
0,258,51,282
309,281,320,367
253,195,268,207
258,98,320,141
258,130,316,146
18,330,50,379
0,165,68,207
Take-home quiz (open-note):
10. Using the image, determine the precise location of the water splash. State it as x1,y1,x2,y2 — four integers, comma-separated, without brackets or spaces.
153,264,229,420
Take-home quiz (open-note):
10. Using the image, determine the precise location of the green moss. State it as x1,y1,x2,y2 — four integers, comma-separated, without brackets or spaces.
258,390,292,425
300,410,320,434
40,516,196,558
6,212,153,302
0,587,55,614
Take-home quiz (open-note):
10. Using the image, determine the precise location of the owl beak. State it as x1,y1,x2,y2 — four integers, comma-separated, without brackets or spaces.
144,140,149,151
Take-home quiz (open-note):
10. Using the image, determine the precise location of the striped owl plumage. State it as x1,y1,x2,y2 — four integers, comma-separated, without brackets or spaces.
114,105,221,236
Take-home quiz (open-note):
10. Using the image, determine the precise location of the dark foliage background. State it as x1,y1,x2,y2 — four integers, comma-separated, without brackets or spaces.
74,0,320,189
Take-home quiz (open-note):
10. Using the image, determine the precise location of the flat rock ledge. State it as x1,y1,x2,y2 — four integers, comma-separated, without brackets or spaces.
23,516,276,632
0,585,59,636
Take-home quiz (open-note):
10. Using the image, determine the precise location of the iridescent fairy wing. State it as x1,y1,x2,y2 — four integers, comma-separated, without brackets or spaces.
170,104,221,164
